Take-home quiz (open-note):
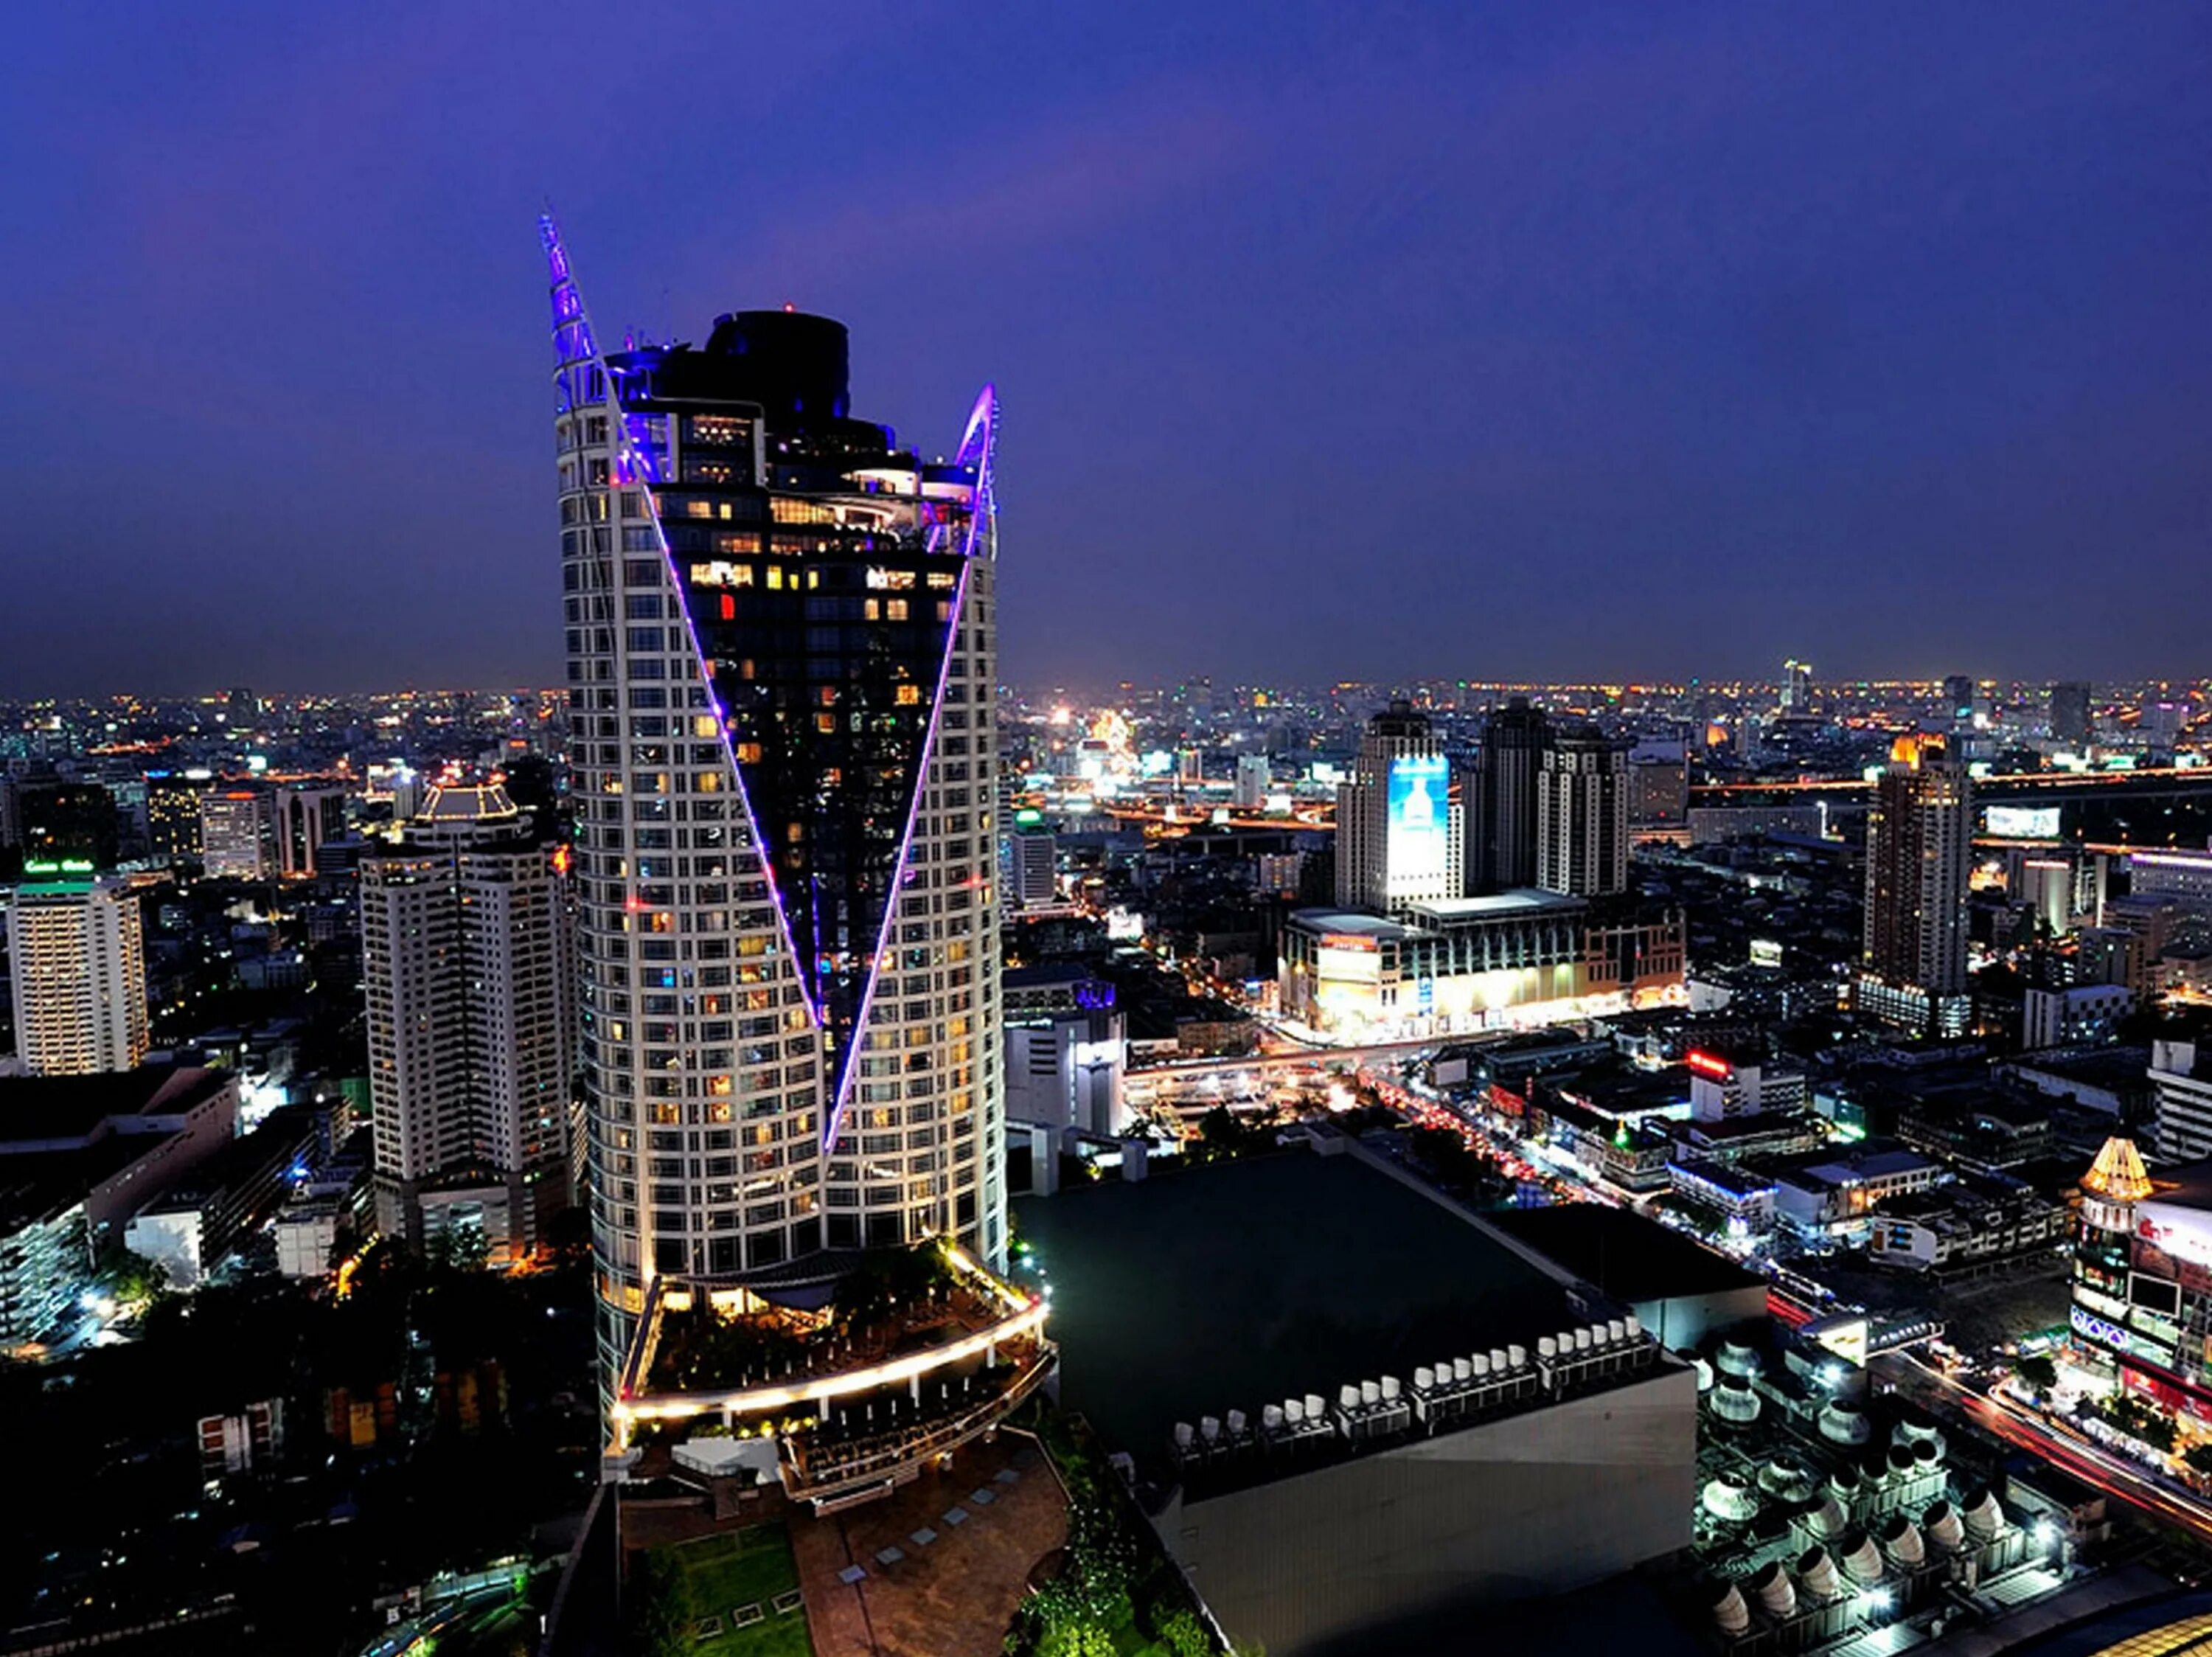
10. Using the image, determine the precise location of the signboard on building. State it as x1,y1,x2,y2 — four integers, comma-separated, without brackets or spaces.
1984,805,2061,839
1385,754,1450,889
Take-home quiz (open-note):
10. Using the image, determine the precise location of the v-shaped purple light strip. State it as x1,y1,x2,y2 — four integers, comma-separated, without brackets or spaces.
823,386,998,1154
538,212,821,1034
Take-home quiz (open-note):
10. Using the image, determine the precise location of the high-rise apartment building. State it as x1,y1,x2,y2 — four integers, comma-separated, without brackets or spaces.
543,223,1004,1386
1472,698,1550,892
18,782,119,872
1334,702,1461,916
361,785,576,1254
1857,734,1973,1036
1941,675,1976,724
199,790,276,880
1536,727,1629,897
5,869,149,1074
2049,681,2092,746
274,783,347,880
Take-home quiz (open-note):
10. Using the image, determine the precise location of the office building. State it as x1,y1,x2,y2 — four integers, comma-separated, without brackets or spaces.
1627,740,1688,826
6,870,148,1076
1335,702,1461,916
1856,735,1972,1037
1234,753,1270,811
2129,848,2212,906
17,782,119,872
1535,726,1628,897
2023,984,2131,1051
1941,675,1975,723
2017,858,2072,937
273,782,347,880
1780,658,1812,712
2050,681,2092,746
1007,827,1057,910
361,785,575,1256
1003,966,1126,1141
1472,698,1549,892
145,771,209,861
543,220,1006,1394
199,789,276,880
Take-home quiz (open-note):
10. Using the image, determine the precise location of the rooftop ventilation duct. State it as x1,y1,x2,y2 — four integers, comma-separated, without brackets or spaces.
1961,1487,2006,1541
1796,1546,1840,1602
1878,1515,1925,1569
1717,1341,1763,1378
1703,1474,1761,1523
1818,1400,1871,1446
1750,1559,1798,1619
1922,1501,1965,1552
1711,1378,1761,1424
1837,1529,1885,1587
1711,1583,1750,1637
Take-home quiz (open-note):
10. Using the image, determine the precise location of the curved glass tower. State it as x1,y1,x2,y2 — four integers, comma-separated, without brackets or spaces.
542,220,1006,1391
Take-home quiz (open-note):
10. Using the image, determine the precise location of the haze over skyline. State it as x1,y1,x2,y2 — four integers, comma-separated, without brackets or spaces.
2,1,2208,697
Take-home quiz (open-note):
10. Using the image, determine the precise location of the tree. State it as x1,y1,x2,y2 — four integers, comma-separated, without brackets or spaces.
2184,1442,2212,1479
1159,1609,1213,1657
2016,1355,2057,1394
108,1249,170,1306
627,1549,695,1657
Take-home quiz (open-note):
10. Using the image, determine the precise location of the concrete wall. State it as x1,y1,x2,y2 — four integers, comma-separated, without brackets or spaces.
1158,1364,1697,1657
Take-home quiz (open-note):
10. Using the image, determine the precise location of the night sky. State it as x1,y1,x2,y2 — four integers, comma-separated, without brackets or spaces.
3,3,2208,696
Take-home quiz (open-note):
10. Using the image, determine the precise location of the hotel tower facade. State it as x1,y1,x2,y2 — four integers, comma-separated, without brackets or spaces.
542,221,1006,1388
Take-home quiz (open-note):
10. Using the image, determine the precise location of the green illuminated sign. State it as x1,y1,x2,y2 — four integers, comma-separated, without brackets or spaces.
21,859,94,876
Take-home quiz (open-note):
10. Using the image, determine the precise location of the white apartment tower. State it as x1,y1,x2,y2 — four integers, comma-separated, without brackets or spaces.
6,872,149,1075
361,785,577,1255
543,222,1005,1389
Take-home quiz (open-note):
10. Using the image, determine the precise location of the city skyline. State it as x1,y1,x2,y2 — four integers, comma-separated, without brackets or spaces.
4,3,2210,695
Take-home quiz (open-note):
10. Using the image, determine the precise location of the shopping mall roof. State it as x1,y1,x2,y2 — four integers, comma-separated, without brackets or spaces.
1014,1144,1576,1471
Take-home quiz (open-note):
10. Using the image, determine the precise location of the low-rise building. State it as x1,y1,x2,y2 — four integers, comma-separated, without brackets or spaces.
1668,1156,1778,1235
1867,1179,2066,1274
1774,1147,1943,1237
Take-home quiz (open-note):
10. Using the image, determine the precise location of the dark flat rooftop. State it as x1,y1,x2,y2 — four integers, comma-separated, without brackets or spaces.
1014,1148,1571,1469
1490,1204,1764,1306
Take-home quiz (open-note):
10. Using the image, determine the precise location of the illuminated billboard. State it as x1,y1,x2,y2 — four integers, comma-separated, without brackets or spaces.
1386,754,1450,892
1984,805,2060,839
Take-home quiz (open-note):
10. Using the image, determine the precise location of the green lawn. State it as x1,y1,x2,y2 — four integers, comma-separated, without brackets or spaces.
666,1525,813,1657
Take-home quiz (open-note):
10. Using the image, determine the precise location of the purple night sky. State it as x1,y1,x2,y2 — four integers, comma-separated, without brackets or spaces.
1,2,2208,694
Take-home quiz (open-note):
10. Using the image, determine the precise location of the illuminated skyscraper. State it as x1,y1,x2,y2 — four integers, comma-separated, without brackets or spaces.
1857,734,1973,1036
5,869,148,1075
543,221,1004,1386
1334,702,1461,916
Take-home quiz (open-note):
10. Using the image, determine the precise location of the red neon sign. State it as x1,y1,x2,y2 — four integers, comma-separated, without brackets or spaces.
1686,1050,1733,1081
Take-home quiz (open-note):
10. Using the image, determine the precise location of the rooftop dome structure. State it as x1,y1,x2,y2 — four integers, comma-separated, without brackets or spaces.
2083,1135,2154,1204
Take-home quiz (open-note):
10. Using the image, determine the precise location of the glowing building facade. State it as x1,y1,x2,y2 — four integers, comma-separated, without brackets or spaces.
1856,735,1973,1037
543,222,1005,1389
